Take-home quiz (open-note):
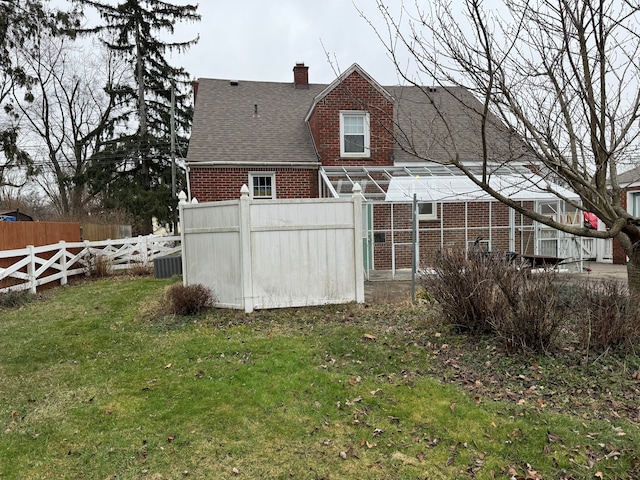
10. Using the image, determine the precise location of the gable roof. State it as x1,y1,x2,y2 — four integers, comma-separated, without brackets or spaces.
0,210,33,221
303,63,394,122
186,64,533,168
187,79,324,167
617,165,640,187
388,85,532,164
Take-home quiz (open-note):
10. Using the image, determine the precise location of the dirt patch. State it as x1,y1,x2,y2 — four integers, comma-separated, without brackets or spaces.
365,280,414,304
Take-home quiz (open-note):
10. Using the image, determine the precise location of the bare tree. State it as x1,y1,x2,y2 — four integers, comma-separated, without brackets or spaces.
367,0,640,291
12,34,130,217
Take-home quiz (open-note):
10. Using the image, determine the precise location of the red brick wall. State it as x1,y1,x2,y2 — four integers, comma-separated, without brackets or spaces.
369,201,535,270
308,70,394,167
189,167,318,202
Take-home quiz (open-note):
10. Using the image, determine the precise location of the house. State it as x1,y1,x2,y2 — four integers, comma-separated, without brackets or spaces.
613,166,640,264
0,210,33,222
185,63,591,273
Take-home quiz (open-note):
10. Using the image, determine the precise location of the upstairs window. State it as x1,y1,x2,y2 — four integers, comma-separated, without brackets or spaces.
249,173,275,199
340,111,370,158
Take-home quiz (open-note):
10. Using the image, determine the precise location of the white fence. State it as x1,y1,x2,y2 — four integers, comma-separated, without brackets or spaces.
181,185,365,313
0,235,181,294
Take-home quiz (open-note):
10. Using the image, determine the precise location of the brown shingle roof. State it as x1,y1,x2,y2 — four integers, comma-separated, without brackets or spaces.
388,85,531,164
186,71,532,167
187,79,324,166
617,165,640,186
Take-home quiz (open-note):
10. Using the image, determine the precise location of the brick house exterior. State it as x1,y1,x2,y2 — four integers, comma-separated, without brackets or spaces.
305,68,395,168
186,63,583,272
614,167,640,264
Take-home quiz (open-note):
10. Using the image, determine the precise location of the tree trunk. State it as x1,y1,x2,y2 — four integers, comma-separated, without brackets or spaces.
627,242,640,298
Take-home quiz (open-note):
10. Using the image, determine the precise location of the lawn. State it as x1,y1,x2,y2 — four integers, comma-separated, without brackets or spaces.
0,277,638,479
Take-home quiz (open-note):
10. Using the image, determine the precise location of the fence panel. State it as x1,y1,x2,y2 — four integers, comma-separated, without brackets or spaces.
182,201,244,309
0,235,180,294
0,222,80,250
181,187,364,313
249,200,359,309
81,223,132,241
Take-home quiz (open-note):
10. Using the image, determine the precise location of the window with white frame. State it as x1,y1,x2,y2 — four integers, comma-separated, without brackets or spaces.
249,173,275,199
632,192,640,217
418,202,437,220
340,111,370,157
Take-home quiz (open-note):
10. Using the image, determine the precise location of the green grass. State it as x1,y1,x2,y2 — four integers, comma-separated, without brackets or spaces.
1,278,639,479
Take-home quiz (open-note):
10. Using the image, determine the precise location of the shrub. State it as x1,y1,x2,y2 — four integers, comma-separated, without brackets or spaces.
164,283,216,316
89,254,113,278
493,268,566,352
129,259,153,276
422,249,510,334
423,248,566,352
0,289,36,309
575,279,640,351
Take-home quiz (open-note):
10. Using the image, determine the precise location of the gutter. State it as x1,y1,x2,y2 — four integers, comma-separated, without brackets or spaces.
186,161,320,168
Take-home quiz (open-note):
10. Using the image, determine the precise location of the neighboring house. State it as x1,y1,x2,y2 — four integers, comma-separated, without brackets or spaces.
0,210,34,222
614,166,640,264
186,63,593,273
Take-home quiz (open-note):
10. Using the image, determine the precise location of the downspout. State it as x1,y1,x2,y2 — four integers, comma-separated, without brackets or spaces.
306,118,323,197
186,165,193,202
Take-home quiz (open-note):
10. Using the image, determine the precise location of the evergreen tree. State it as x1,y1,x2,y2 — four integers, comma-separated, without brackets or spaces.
75,0,200,234
0,0,77,188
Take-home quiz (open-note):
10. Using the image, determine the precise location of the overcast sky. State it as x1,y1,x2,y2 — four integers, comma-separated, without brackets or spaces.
164,1,410,86
64,0,413,86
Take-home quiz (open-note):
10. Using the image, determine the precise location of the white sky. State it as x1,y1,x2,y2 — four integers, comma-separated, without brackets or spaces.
57,0,414,86
170,0,409,85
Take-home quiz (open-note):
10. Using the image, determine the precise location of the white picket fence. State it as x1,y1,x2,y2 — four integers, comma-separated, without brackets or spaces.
0,235,181,294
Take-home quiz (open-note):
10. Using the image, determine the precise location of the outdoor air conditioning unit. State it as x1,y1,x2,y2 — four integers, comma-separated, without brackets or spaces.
153,255,182,278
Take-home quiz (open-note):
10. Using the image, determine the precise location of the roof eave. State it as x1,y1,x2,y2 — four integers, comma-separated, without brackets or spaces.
186,160,320,169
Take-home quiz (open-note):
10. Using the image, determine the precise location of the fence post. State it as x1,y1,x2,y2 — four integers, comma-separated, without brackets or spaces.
239,185,254,313
27,245,36,294
84,240,92,276
178,196,187,285
141,235,149,266
352,184,365,303
60,241,68,286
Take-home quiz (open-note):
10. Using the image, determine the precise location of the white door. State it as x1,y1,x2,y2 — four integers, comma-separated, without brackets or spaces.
536,200,560,257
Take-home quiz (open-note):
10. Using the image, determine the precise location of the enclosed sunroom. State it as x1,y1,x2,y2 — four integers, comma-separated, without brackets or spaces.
319,163,609,277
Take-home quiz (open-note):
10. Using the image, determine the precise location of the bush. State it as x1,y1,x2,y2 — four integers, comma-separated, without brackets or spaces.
89,254,113,278
422,249,566,352
575,279,640,351
164,283,216,316
422,249,510,334
128,259,153,276
493,268,565,352
0,289,36,309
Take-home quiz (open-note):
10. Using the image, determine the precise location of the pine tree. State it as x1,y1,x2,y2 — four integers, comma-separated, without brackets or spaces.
75,0,200,234
0,0,77,188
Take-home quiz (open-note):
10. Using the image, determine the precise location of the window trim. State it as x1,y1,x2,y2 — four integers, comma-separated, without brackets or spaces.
417,202,437,221
340,110,370,158
249,172,276,200
632,191,640,217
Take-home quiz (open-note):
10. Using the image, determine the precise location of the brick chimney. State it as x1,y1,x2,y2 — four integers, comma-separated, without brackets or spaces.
293,63,309,89
191,79,200,105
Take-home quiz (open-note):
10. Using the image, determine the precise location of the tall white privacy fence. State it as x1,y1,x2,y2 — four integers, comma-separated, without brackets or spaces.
0,235,181,294
180,184,365,313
